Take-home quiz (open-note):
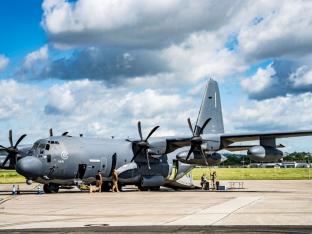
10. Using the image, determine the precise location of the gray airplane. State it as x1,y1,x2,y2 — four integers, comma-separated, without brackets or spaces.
1,79,312,193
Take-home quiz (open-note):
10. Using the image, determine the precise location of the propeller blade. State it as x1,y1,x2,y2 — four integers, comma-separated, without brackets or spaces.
198,118,211,135
187,118,194,136
138,121,143,141
14,134,26,149
131,147,143,162
146,152,151,170
200,148,208,166
62,132,69,136
145,126,159,141
1,155,10,168
0,145,9,151
185,145,195,161
9,130,13,148
49,128,53,137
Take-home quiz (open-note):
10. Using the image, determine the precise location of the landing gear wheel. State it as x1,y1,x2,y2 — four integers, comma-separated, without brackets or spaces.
150,186,160,191
138,185,148,191
118,182,123,192
101,182,111,192
43,183,60,194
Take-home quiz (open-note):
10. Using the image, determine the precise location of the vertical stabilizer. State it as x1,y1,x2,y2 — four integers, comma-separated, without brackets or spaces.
195,79,224,134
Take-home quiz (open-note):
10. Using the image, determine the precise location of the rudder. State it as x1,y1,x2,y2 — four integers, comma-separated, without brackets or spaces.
195,79,224,134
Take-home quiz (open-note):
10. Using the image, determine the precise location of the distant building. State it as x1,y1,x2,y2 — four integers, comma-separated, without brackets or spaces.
250,162,310,168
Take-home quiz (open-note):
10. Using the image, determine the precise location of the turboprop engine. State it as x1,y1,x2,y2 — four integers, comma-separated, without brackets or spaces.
116,161,168,188
247,146,283,162
177,150,227,165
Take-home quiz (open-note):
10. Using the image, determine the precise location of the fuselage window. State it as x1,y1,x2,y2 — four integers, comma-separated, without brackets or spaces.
45,144,50,151
47,155,51,163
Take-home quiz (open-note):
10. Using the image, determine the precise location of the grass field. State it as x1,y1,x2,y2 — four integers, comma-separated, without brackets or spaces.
192,167,312,180
0,168,311,184
0,170,25,184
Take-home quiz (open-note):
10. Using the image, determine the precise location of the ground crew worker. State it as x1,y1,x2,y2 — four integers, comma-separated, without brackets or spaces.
200,173,207,190
112,169,119,192
95,170,103,192
210,171,217,190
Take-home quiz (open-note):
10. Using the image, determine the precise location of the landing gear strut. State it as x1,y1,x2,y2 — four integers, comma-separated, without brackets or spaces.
43,183,60,193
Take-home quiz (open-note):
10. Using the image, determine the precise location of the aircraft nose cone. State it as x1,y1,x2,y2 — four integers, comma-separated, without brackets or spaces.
16,156,43,179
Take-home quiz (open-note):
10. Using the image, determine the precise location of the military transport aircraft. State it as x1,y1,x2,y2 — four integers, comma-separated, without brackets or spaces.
1,79,312,193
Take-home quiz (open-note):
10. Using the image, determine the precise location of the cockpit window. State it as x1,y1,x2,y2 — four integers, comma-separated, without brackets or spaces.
45,144,50,151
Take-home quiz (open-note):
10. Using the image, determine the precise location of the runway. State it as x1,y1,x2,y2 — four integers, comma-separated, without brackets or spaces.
0,180,312,233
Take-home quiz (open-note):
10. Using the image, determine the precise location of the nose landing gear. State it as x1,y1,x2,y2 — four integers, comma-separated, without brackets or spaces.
43,183,60,193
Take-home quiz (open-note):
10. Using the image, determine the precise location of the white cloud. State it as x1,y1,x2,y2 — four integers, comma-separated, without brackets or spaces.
230,93,312,131
42,0,244,48
289,65,312,87
238,1,312,60
23,45,49,69
0,80,43,121
0,54,9,72
45,84,76,113
241,63,276,94
162,32,246,83
0,79,195,142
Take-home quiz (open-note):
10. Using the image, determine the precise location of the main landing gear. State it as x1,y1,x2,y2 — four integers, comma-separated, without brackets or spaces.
138,185,160,191
43,183,60,193
101,182,123,192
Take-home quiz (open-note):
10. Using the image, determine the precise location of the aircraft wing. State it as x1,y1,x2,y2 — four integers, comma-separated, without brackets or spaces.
221,130,312,145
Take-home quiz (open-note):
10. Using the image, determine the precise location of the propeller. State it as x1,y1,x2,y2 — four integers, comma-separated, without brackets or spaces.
185,118,212,165
0,130,27,169
127,121,159,169
49,128,69,137
49,128,53,137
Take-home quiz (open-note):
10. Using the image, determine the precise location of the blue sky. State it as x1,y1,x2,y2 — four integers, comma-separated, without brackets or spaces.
0,0,312,152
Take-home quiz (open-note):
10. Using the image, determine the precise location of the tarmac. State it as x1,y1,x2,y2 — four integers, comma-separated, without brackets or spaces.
0,180,312,233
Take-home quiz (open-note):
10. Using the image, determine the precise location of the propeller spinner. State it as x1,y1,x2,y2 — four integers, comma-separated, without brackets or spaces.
127,121,159,169
0,130,26,169
185,118,212,165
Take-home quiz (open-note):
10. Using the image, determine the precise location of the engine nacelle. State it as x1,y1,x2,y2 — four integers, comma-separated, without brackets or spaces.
176,150,227,166
148,139,167,157
247,146,283,162
141,175,165,187
116,162,140,184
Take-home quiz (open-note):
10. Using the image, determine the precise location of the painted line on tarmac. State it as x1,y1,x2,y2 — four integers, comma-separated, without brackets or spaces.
167,196,262,226
0,196,14,205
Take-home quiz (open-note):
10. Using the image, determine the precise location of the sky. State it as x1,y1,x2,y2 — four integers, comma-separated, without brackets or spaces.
0,0,312,152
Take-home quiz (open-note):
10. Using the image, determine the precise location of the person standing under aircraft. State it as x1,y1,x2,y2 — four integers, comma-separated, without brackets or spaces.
112,169,119,192
95,170,103,193
200,173,207,190
210,171,217,190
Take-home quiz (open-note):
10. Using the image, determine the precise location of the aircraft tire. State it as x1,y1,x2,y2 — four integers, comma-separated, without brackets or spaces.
150,186,160,191
101,182,111,192
43,183,59,194
118,182,123,192
137,185,148,191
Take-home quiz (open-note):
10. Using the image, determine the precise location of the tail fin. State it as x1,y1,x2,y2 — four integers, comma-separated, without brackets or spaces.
195,78,224,134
